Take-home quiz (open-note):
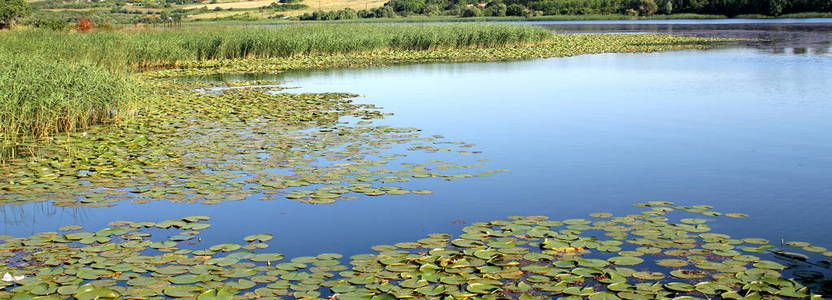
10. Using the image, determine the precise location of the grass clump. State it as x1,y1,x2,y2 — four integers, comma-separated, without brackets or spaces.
0,53,143,160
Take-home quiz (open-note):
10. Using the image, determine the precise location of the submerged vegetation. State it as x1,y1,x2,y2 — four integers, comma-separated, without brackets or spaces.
0,202,830,299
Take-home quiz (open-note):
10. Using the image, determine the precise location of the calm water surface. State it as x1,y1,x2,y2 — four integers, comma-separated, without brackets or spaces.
2,21,831,261
531,19,832,55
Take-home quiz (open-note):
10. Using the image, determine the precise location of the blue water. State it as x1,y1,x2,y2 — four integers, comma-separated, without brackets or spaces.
2,23,831,261
252,48,832,255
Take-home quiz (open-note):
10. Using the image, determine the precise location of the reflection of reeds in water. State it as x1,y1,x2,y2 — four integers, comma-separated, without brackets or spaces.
0,202,88,235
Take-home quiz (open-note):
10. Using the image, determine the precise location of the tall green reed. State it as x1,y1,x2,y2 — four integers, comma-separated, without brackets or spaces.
1,24,551,68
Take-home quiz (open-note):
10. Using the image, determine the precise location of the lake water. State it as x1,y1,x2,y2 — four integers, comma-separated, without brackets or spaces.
2,20,831,266
528,18,832,55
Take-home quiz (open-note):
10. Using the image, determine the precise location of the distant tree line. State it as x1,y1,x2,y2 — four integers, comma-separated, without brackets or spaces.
300,0,832,20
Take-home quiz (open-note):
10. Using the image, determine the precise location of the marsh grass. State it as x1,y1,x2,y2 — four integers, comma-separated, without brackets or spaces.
1,24,552,69
0,53,144,160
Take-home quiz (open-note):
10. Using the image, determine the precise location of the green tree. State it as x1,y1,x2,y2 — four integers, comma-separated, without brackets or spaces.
766,0,787,15
505,3,526,15
461,6,482,16
377,6,396,17
493,2,507,15
422,4,441,15
159,10,171,24
681,0,708,11
27,16,67,30
634,0,658,15
0,0,30,29
338,8,359,19
386,0,426,13
661,0,672,14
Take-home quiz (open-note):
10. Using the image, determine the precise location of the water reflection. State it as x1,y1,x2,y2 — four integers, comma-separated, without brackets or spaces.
0,203,89,235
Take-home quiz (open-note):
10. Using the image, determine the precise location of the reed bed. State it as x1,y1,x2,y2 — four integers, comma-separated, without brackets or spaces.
0,53,143,159
1,24,551,69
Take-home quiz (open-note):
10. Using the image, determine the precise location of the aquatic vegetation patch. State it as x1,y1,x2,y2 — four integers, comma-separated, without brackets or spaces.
153,34,731,77
0,83,503,206
0,202,830,299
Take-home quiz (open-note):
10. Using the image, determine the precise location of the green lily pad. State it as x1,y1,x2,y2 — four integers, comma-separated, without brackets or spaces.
665,282,695,292
164,285,203,297
656,259,688,267
209,243,242,252
589,291,621,300
197,287,239,300
632,271,665,280
607,256,644,266
244,234,273,243
467,283,500,294
74,285,120,300
669,269,708,279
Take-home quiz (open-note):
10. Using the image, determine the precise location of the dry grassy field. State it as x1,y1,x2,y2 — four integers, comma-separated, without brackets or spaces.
184,0,275,10
286,0,386,15
29,0,387,21
189,10,270,19
183,0,386,18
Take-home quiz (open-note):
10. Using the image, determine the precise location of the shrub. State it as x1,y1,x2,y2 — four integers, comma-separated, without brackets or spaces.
660,0,672,14
492,3,507,16
422,4,441,15
27,16,67,30
636,0,658,16
0,0,31,29
766,0,787,16
461,6,482,17
506,3,526,16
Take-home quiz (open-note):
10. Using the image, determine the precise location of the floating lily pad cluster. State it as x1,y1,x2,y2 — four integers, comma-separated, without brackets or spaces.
0,84,503,207
1,202,830,299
